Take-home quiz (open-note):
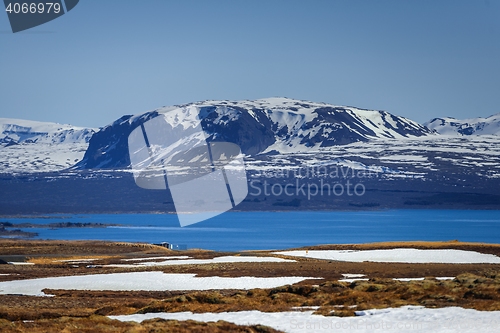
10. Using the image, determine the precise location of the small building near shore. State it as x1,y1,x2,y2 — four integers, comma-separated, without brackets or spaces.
153,242,187,250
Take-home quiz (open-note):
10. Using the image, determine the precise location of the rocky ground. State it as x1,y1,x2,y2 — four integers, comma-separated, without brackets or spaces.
0,240,500,332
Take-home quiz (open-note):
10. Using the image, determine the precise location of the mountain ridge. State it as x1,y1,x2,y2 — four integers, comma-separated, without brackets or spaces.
1,98,498,174
0,117,96,145
424,113,500,136
0,118,96,173
74,97,435,170
2,100,500,213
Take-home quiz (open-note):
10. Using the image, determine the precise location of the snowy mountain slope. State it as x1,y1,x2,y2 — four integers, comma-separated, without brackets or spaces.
425,113,500,136
245,135,500,181
193,97,435,152
3,98,499,176
2,101,500,213
0,118,96,173
72,112,160,170
75,98,435,169
0,118,95,144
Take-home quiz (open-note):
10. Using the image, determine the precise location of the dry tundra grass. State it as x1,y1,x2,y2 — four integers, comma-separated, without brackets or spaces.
1,240,500,332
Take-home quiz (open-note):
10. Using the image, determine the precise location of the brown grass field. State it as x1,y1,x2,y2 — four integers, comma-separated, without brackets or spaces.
1,240,500,332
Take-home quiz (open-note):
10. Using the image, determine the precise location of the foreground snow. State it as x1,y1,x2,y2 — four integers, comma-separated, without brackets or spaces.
110,306,500,333
274,248,500,263
0,272,315,296
108,255,295,268
121,256,191,261
56,258,98,262
394,277,454,282
337,274,455,283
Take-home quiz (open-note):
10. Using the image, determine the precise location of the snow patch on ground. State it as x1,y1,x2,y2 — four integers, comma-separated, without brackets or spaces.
55,258,98,262
0,272,315,297
339,274,368,282
393,277,455,282
339,278,369,283
110,306,500,333
274,249,500,264
341,274,366,278
121,256,191,261
107,256,295,268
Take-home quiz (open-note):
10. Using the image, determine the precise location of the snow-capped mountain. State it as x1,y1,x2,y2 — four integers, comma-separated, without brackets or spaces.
0,118,95,145
3,98,499,175
0,118,96,173
2,100,500,214
425,113,500,136
75,98,435,169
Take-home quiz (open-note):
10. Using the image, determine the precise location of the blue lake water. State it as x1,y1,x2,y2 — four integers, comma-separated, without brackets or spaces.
3,210,500,251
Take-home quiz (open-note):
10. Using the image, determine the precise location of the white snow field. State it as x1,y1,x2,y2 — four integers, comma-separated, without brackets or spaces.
0,141,90,173
0,118,95,173
338,273,369,283
339,278,369,283
121,256,191,261
393,277,454,282
0,272,315,297
107,255,295,268
274,248,500,264
110,306,500,333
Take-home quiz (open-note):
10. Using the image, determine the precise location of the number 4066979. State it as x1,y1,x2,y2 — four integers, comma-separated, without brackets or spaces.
5,2,62,14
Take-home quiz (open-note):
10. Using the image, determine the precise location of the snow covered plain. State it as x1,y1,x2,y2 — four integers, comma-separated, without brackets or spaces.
110,306,500,333
274,248,500,263
0,272,316,297
0,141,90,173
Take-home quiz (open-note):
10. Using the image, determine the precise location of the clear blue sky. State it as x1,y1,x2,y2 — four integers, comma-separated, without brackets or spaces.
1,0,499,128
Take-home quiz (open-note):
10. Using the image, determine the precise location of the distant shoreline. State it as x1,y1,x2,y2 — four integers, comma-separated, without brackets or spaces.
2,206,500,219
0,222,122,239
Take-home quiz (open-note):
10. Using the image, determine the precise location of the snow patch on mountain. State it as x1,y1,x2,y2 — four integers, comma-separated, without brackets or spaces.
185,98,435,154
0,118,95,144
425,113,500,136
0,118,96,173
3,98,499,175
73,98,435,170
